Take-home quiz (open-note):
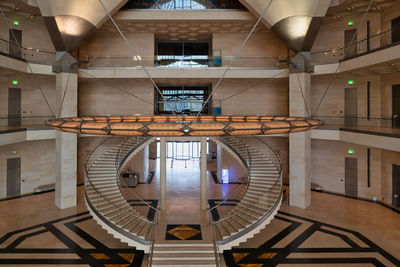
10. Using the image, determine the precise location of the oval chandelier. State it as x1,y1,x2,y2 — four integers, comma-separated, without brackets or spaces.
48,115,320,136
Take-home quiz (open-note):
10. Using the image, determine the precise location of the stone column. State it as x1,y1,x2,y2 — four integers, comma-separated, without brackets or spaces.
143,144,149,183
289,72,311,209
200,137,208,210
217,144,223,183
55,54,78,209
160,138,167,210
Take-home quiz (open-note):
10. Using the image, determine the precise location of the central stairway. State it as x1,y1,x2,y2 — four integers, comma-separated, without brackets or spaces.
152,243,216,267
84,135,283,265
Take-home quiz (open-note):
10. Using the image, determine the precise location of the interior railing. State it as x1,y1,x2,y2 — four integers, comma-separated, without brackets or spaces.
115,137,160,218
207,140,250,220
209,136,283,245
0,36,56,64
0,115,56,128
78,55,286,69
312,116,397,128
112,137,159,266
84,136,156,247
311,27,400,64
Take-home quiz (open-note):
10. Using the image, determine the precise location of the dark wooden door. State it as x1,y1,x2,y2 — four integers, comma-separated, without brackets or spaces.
393,164,400,208
344,29,357,57
392,16,400,44
7,158,21,197
393,85,400,128
8,88,21,126
345,157,358,197
345,88,357,126
9,29,22,57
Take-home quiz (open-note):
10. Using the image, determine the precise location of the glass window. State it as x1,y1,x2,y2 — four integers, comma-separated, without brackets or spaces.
155,85,210,115
123,0,246,10
156,42,209,68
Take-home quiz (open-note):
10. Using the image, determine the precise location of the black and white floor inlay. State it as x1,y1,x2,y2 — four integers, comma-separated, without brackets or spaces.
223,211,400,267
0,211,143,266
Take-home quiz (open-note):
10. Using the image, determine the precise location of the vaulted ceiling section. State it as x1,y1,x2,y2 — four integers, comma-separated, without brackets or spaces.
35,0,128,51
239,0,331,53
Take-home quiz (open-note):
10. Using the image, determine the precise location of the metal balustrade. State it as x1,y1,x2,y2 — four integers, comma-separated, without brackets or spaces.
84,136,158,253
208,136,283,251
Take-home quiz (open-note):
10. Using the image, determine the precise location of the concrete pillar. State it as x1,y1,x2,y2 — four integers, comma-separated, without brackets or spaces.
143,144,149,183
55,71,78,209
160,138,167,210
289,72,311,209
217,144,223,183
200,138,208,210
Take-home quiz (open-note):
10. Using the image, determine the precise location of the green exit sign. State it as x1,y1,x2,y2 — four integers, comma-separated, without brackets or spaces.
348,149,354,154
348,21,354,26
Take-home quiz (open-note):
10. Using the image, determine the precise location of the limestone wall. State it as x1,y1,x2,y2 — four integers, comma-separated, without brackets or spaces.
78,78,154,116
0,74,56,126
0,139,55,198
311,139,399,206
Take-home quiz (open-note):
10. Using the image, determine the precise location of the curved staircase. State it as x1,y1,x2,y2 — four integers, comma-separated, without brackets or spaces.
84,136,156,252
210,136,283,250
83,135,283,264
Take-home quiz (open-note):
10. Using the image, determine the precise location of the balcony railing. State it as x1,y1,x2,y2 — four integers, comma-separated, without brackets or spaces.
312,115,397,128
78,55,286,69
311,28,400,64
122,0,246,10
0,37,55,64
0,116,56,130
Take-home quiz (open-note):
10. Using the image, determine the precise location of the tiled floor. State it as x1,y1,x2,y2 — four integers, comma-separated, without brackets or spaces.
0,159,399,266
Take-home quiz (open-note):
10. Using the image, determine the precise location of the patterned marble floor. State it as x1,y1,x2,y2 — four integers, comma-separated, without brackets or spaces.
0,159,399,266
223,211,400,266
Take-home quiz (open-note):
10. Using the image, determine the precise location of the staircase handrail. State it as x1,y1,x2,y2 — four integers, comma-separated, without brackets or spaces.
114,137,160,214
207,137,251,213
84,137,155,229
210,136,282,243
253,136,283,181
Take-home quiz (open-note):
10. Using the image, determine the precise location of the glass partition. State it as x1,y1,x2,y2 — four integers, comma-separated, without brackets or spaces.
123,0,246,10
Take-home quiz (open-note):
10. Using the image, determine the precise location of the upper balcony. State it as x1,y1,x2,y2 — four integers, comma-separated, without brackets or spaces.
311,27,400,65
77,55,289,79
0,37,55,65
0,37,55,75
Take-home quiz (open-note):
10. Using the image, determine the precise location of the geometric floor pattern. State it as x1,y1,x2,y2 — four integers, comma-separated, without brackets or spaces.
0,211,143,266
223,211,400,267
166,224,202,240
0,202,398,266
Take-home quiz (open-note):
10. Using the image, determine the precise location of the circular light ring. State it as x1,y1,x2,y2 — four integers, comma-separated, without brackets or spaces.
48,115,321,136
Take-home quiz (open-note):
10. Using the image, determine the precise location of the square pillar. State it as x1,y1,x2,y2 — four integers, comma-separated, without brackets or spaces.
217,144,223,183
200,137,208,210
55,71,77,209
160,138,167,210
143,144,149,183
289,72,311,209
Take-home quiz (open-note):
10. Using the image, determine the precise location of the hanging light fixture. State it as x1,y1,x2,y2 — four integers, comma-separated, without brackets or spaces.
48,115,320,137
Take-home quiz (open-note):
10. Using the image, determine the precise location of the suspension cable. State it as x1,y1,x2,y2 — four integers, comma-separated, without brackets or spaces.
79,69,154,106
195,0,274,117
312,0,374,116
296,72,311,118
0,7,55,117
57,72,71,118
97,0,177,117
220,68,288,103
